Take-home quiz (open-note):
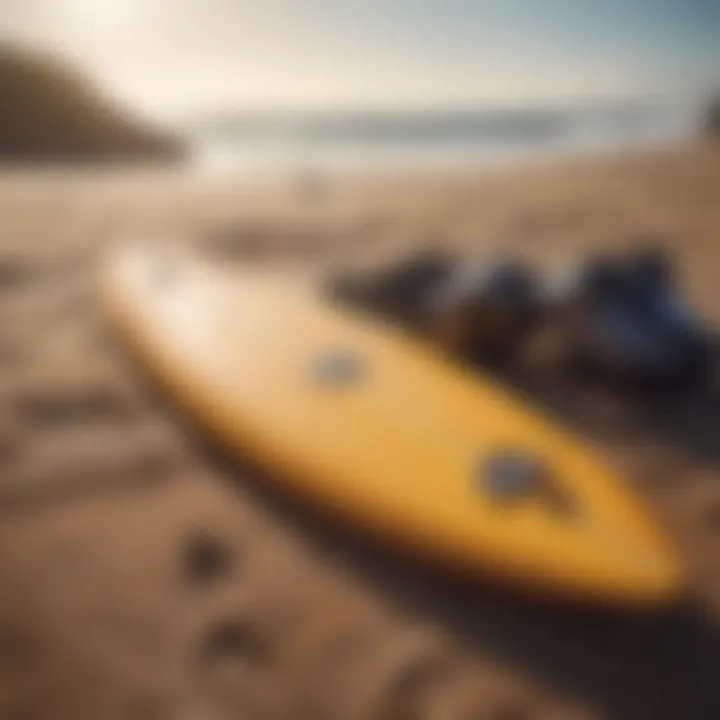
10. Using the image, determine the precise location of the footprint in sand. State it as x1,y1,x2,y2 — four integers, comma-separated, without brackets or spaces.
13,384,139,429
194,617,282,716
0,419,180,505
0,256,36,291
198,620,269,667
202,224,274,262
182,530,236,588
203,223,335,263
366,643,543,720
369,653,455,720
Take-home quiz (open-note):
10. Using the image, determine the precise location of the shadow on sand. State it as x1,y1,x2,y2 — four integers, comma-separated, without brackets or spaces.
194,430,720,720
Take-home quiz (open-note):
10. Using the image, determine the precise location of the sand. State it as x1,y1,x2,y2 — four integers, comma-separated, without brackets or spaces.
0,144,719,719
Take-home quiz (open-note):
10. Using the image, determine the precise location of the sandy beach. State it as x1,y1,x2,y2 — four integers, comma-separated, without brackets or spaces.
0,143,719,719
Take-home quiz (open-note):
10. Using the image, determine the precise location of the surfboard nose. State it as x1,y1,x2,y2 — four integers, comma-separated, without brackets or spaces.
590,511,686,607
450,445,687,607
514,488,687,607
475,513,687,608
567,524,686,608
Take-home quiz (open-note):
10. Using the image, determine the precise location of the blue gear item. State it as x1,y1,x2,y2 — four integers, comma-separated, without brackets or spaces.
547,247,715,388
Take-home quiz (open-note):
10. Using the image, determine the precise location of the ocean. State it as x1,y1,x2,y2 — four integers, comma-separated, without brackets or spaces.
189,99,704,173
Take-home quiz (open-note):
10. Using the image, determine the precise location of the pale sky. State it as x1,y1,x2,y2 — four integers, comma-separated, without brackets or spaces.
1,0,719,119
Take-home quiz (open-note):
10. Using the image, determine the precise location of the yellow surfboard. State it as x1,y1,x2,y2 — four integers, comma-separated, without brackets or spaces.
103,243,685,607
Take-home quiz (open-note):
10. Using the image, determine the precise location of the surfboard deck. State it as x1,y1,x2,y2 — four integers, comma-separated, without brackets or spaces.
102,242,685,607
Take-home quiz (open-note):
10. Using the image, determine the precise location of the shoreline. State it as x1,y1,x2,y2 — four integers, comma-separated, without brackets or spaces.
189,136,701,179
0,137,707,182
